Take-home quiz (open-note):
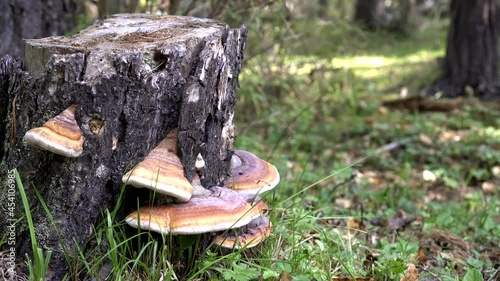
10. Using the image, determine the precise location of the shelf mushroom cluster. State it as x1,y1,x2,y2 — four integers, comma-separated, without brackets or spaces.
123,131,279,249
23,105,279,249
24,104,84,158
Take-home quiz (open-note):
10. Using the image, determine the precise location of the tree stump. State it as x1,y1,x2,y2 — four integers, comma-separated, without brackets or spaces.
0,14,247,279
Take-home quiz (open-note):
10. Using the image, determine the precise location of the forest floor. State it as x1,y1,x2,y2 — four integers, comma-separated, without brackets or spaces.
230,17,500,280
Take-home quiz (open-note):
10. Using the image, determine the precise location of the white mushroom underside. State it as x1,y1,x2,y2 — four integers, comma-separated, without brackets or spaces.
123,175,192,202
24,131,82,158
125,213,257,235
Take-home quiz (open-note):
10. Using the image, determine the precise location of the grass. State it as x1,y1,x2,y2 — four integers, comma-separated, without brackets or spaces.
231,14,499,281
3,11,499,281
15,170,52,281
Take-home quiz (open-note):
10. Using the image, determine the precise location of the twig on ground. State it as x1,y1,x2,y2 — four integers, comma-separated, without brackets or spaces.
373,137,414,155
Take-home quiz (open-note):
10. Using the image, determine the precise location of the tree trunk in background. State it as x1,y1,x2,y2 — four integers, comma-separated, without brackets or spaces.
429,0,498,99
98,0,139,18
169,0,181,15
0,0,76,60
0,14,247,279
392,0,420,34
354,0,385,29
318,0,329,20
497,0,500,35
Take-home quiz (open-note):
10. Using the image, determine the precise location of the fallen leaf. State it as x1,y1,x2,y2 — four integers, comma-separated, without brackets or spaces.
335,198,353,208
422,170,437,182
347,217,362,230
431,230,471,261
278,271,291,281
416,246,427,264
367,217,386,227
419,133,433,146
358,170,384,186
388,210,415,231
364,116,375,124
492,166,500,177
439,130,468,143
400,263,419,281
481,182,496,193
378,106,389,115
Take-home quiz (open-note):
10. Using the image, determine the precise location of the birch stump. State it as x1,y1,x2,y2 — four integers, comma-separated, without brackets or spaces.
0,14,247,279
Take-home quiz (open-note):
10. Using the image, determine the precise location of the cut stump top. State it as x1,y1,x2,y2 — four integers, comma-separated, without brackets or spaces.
25,14,229,73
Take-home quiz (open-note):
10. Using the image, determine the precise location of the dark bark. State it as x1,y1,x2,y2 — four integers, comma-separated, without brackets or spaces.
354,0,386,30
428,0,498,99
0,0,76,60
0,14,247,279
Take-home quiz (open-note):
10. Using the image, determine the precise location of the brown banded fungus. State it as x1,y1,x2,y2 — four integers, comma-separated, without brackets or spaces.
122,129,193,202
225,150,280,195
24,104,84,158
211,194,272,249
125,186,264,235
212,215,272,249
124,134,279,250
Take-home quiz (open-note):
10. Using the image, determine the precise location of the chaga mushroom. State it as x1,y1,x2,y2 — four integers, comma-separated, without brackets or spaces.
125,186,265,235
225,150,280,195
122,129,194,202
212,215,272,249
24,104,84,158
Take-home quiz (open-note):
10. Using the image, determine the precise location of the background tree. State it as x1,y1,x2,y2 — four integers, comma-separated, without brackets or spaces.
353,0,386,30
0,0,76,60
429,0,498,99
389,0,421,34
97,0,138,19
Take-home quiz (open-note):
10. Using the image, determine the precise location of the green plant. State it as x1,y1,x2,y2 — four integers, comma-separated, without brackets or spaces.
14,169,52,280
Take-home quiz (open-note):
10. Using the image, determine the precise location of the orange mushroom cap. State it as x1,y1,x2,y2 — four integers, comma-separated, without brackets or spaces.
225,150,280,195
24,104,84,158
212,215,272,249
122,129,193,202
126,186,262,235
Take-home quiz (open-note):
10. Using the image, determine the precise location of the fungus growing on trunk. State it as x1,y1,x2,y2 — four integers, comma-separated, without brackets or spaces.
125,186,263,235
122,129,194,202
212,215,272,249
124,134,279,250
225,150,280,195
24,104,84,157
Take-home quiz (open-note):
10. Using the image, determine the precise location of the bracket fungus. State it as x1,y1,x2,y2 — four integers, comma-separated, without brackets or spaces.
225,150,280,195
124,134,279,249
125,186,264,235
213,215,272,249
24,104,84,158
122,129,193,202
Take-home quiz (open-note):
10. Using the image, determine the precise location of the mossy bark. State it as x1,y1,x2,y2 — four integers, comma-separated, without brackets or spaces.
0,14,247,279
